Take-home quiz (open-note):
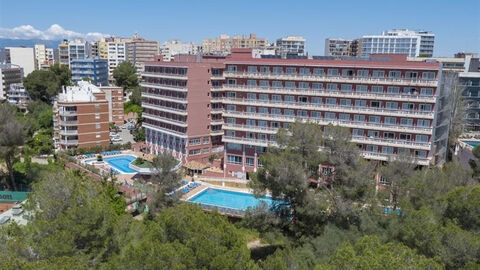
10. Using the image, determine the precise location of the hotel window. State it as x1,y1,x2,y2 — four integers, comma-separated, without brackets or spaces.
384,117,397,125
247,80,257,86
354,114,365,122
370,101,381,108
311,111,321,118
271,122,280,128
325,112,336,119
400,118,413,126
270,134,276,141
285,81,295,88
353,129,364,137
188,149,201,155
369,116,380,123
342,69,354,77
414,150,427,158
226,105,236,111
299,82,309,89
255,133,265,140
258,107,268,114
95,104,100,110
189,138,201,145
419,104,432,111
246,119,256,126
339,99,351,106
226,118,235,124
420,88,434,96
95,123,101,129
245,157,254,166
271,108,281,115
371,86,383,93
283,123,290,129
286,67,296,74
356,85,368,92
273,67,283,74
398,148,410,155
399,133,411,141
312,97,321,104
326,98,336,105
260,66,269,74
298,96,308,103
403,87,416,94
299,68,310,75
313,68,323,75
416,135,429,142
327,69,339,76
284,109,294,116
341,84,352,92
247,93,256,100
402,103,414,111
405,71,418,79
201,148,210,154
387,86,400,94
259,80,269,88
272,95,282,101
389,71,401,78
355,100,367,107
247,132,255,139
227,65,237,72
227,79,236,85
312,83,323,90
272,81,282,88
96,133,101,138
247,66,258,73
226,92,236,98
327,83,338,91
385,102,398,109
227,155,242,164
422,72,435,80
297,110,308,117
383,132,395,139
368,130,379,138
417,119,430,127
372,70,384,78
95,113,100,119
226,130,235,137
366,145,378,152
357,70,369,77
339,113,350,121
285,96,295,103
259,94,268,100
382,146,394,154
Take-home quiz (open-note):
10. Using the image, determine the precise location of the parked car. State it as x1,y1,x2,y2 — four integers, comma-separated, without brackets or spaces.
127,125,136,130
11,204,23,216
0,216,10,225
111,137,123,142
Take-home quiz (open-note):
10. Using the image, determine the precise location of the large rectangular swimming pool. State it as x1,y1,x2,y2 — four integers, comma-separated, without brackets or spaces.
187,188,275,211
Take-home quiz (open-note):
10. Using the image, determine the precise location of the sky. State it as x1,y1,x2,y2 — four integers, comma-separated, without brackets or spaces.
0,0,479,56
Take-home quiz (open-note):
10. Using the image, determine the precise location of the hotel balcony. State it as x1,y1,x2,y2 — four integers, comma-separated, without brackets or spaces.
222,123,278,134
222,111,433,135
58,129,78,136
59,140,79,146
58,110,78,116
142,122,188,139
58,119,79,126
223,72,438,88
351,136,431,150
142,103,188,116
222,135,273,147
142,72,188,80
210,107,223,114
210,129,224,136
142,93,188,104
361,151,430,166
142,113,188,127
222,85,436,103
222,98,435,119
140,82,188,92
211,86,224,92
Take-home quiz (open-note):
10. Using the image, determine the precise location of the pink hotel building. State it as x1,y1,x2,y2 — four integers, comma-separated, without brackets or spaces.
141,49,450,178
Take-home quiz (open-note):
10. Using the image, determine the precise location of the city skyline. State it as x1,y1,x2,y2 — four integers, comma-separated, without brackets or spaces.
0,0,479,57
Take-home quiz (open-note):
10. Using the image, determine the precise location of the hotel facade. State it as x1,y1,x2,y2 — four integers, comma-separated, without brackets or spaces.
141,49,451,178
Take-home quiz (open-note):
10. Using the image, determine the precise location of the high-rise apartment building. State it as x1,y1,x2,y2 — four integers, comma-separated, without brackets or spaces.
160,40,199,62
202,34,267,54
141,54,226,163
107,38,131,77
53,81,119,151
324,38,360,57
141,49,451,178
459,56,480,131
360,29,435,57
275,36,306,57
58,40,69,66
71,58,109,86
5,47,35,75
34,44,46,70
68,39,91,66
0,63,23,100
127,34,159,73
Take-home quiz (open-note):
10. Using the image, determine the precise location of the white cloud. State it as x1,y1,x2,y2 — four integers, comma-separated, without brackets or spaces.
0,24,110,41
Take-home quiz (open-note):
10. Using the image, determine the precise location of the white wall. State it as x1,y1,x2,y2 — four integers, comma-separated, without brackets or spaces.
6,47,35,75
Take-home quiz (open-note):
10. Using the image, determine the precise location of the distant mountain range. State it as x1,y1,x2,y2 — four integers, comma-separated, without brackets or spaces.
0,39,63,49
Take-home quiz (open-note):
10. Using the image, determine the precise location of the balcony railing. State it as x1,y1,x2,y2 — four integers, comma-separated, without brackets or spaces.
142,72,188,80
222,85,436,103
222,136,273,147
361,151,430,166
222,123,279,134
142,92,188,104
60,140,78,145
142,103,188,116
222,98,435,119
59,130,78,135
351,136,431,150
223,71,438,87
142,113,188,127
140,82,187,92
58,110,77,116
142,122,188,139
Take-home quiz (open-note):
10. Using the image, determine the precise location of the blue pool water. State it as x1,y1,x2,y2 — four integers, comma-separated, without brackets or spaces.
188,188,275,210
464,141,480,147
104,155,137,173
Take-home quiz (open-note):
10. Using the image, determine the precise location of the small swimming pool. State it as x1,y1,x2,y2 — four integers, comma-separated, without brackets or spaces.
464,141,480,148
187,188,275,210
85,155,137,174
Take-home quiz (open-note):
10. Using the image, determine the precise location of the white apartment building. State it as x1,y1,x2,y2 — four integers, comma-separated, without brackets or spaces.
5,47,35,75
34,44,46,70
275,36,306,56
160,40,199,61
361,29,435,58
107,41,128,77
0,63,23,100
7,83,30,107
68,39,91,65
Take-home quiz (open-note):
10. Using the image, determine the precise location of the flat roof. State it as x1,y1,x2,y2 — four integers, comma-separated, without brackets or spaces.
58,81,104,102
